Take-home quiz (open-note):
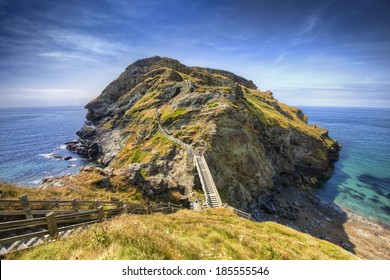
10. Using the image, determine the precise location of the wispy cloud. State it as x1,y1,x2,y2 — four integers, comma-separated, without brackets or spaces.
46,30,131,56
273,50,287,64
301,15,321,35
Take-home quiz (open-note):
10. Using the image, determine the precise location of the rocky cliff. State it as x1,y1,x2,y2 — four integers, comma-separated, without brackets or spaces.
68,56,340,216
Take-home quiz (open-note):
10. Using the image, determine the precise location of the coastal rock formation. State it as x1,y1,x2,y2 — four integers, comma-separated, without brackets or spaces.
68,56,340,212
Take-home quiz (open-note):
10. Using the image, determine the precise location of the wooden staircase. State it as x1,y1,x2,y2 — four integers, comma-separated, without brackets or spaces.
0,228,76,256
194,154,222,208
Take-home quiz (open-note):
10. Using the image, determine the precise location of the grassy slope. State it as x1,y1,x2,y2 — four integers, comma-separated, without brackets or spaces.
7,208,357,260
0,173,144,203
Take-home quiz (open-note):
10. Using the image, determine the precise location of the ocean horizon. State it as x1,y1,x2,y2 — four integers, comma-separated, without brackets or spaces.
0,106,389,227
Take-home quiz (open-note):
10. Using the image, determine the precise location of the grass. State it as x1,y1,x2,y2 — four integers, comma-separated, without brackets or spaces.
196,85,231,93
124,89,161,118
161,107,188,124
6,208,358,260
112,130,178,167
0,173,145,204
128,148,149,163
242,91,337,151
207,101,219,108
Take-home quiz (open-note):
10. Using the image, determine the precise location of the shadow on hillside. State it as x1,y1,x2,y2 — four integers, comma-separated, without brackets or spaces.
253,183,356,255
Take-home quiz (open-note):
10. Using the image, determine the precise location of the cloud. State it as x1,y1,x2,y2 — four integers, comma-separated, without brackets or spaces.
301,15,321,34
273,50,287,64
0,88,92,107
46,30,131,56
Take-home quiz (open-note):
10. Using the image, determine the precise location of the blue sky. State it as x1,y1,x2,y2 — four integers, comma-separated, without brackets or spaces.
0,0,389,108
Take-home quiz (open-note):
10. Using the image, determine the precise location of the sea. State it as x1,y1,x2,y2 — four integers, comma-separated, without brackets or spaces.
0,106,389,227
0,107,88,186
301,106,390,227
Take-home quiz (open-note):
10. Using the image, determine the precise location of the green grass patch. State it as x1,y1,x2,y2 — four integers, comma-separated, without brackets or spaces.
161,108,188,123
207,101,219,108
140,168,148,177
125,90,161,118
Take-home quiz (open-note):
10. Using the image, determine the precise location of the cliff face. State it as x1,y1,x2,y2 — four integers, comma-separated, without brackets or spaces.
68,56,340,212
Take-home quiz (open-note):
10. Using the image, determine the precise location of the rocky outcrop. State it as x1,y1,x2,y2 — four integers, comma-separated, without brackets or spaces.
68,56,340,212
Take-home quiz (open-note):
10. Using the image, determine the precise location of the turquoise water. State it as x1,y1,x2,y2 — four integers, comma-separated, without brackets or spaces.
0,107,87,186
301,107,390,227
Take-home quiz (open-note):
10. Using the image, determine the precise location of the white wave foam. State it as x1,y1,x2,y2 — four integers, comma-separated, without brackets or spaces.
67,158,78,161
39,153,53,158
59,144,67,149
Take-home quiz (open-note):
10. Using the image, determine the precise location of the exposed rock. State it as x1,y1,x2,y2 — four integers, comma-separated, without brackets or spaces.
80,166,92,172
51,154,62,159
40,176,65,188
68,56,340,210
122,163,144,185
279,206,300,220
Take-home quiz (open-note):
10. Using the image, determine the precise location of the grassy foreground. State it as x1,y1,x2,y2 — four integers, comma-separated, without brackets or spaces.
7,208,357,260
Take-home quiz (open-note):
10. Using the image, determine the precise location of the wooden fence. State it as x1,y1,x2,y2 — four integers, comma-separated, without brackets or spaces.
0,194,123,219
224,205,257,222
0,195,182,246
0,193,257,250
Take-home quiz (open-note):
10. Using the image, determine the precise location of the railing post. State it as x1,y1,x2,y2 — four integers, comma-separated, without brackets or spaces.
46,212,58,238
19,194,33,219
97,206,104,222
122,205,128,214
72,199,79,212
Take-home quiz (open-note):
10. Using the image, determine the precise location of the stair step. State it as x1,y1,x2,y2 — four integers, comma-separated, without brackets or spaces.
7,240,24,252
16,242,28,251
0,245,7,255
25,237,40,247
35,238,45,246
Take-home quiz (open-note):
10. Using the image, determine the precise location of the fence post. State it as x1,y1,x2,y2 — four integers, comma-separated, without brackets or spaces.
168,202,171,213
19,194,33,219
46,212,58,238
97,206,104,222
122,205,128,214
72,199,79,212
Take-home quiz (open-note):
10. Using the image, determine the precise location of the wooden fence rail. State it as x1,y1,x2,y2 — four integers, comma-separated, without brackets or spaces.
0,195,124,218
224,205,257,222
0,196,183,247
